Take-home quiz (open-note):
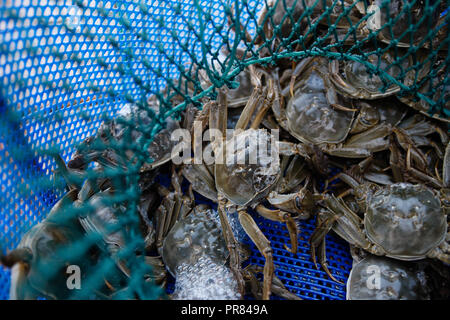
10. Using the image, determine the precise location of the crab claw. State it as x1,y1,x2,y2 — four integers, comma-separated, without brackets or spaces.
255,204,299,254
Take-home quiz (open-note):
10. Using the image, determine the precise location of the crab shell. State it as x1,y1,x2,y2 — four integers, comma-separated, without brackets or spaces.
10,190,97,299
364,183,447,260
214,129,281,207
347,255,429,300
284,59,355,145
331,49,434,101
337,54,404,100
78,192,126,253
398,78,449,123
373,0,441,48
161,205,227,277
264,0,307,40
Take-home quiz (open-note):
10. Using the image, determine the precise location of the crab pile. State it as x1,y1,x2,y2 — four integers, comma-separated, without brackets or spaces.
1,0,449,300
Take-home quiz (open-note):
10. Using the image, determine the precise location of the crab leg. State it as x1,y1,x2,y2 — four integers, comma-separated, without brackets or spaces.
161,194,177,240
310,203,369,283
234,84,265,131
318,235,344,284
405,165,443,189
154,198,169,251
54,154,85,190
428,245,450,264
392,127,428,171
255,204,298,253
270,67,293,131
309,213,338,266
168,168,184,227
322,195,371,249
278,141,311,159
249,79,275,129
218,197,245,296
397,143,443,188
181,162,218,201
9,263,37,300
270,275,302,300
323,147,372,158
0,248,32,268
389,134,405,182
267,188,315,219
155,185,185,251
394,130,427,170
238,208,274,300
444,143,450,188
276,154,308,193
209,89,247,294
209,100,227,140
246,264,301,300
325,123,391,158
242,265,261,298
323,74,356,112
191,101,212,149
329,103,357,112
287,57,314,97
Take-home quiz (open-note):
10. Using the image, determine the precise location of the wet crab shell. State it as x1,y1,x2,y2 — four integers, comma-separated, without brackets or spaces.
12,224,89,299
328,50,422,101
263,0,307,40
285,60,354,144
350,98,408,134
77,192,126,253
398,77,450,123
214,129,281,207
9,190,100,299
344,56,403,99
346,59,397,93
373,0,442,48
347,255,429,300
332,49,433,101
364,183,447,260
108,103,181,171
161,205,228,277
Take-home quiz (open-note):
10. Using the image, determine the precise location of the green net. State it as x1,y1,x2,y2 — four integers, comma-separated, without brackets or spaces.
0,0,448,300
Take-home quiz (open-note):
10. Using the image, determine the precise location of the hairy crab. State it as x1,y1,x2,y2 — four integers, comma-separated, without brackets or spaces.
329,51,413,100
188,72,320,299
389,119,448,189
368,0,442,48
397,69,449,123
0,190,92,299
347,254,430,300
157,168,300,300
272,56,410,158
0,189,137,299
161,204,228,278
68,101,181,174
311,180,450,277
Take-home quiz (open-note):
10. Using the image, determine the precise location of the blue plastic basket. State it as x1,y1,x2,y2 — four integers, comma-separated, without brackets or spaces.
0,0,352,300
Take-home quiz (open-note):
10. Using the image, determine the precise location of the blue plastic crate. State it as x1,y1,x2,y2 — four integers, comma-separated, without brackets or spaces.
0,0,352,300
